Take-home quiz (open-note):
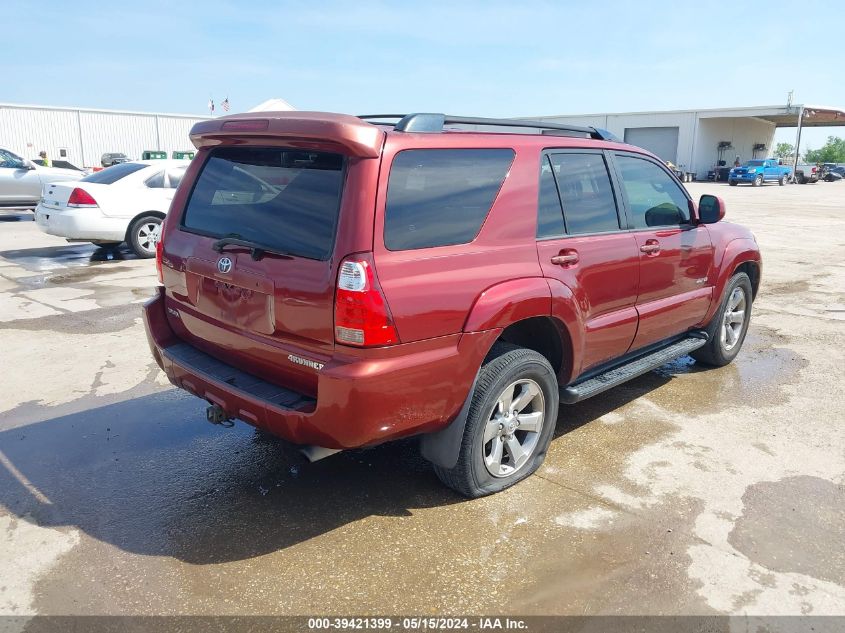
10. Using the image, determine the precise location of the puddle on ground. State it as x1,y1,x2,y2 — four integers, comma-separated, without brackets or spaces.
511,495,714,614
650,326,806,413
728,476,844,586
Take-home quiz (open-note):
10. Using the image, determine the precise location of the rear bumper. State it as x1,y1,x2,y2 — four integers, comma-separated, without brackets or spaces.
34,203,127,241
143,287,498,449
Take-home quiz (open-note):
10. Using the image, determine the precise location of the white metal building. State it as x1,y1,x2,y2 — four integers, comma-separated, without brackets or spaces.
0,103,211,169
0,99,298,169
530,104,845,179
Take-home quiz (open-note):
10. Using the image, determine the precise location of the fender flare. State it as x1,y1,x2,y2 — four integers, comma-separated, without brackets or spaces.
422,278,585,469
462,277,551,332
703,238,761,325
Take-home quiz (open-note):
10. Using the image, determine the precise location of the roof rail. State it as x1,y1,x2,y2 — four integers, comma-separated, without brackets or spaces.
358,113,619,141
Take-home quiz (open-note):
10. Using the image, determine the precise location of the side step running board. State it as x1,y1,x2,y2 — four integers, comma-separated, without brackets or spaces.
560,335,708,404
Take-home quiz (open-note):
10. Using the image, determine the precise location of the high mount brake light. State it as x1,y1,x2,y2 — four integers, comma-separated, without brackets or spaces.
334,256,399,347
221,119,270,132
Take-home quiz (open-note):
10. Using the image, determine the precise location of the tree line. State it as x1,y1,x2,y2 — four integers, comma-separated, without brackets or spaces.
774,136,845,163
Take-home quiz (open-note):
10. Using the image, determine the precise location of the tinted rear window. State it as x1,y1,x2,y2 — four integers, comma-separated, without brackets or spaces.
550,153,620,234
181,147,344,260
82,162,147,184
384,149,515,251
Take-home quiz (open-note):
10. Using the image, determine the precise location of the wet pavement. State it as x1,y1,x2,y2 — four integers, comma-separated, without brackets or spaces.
0,184,843,621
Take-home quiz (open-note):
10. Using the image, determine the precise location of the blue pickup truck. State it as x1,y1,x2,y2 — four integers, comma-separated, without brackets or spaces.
728,159,792,186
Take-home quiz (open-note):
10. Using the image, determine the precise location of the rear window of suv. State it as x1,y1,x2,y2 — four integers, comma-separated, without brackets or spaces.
384,149,515,251
181,147,345,260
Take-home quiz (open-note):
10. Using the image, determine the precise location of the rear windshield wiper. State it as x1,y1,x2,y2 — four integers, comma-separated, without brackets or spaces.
211,237,293,261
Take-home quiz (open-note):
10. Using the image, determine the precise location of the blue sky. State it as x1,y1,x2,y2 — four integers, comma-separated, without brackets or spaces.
5,1,842,151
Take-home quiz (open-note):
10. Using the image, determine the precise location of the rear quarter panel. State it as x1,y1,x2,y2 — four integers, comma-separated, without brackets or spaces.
372,135,544,342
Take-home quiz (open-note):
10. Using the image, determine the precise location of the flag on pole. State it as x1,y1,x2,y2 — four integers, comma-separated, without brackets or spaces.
208,98,215,115
222,97,230,112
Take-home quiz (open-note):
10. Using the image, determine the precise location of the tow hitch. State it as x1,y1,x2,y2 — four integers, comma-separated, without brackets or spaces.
206,404,234,427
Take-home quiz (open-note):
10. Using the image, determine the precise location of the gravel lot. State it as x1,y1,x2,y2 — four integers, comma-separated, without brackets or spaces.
0,181,843,623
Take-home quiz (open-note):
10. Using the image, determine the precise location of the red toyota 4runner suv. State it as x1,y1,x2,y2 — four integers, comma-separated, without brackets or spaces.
143,112,761,497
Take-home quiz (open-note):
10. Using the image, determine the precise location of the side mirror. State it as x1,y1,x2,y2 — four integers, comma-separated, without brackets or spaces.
698,194,725,224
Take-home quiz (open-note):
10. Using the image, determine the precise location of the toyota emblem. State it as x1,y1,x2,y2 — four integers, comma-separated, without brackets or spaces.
217,257,233,274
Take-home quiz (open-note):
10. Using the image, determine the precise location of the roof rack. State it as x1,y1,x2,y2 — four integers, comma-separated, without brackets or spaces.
358,113,620,141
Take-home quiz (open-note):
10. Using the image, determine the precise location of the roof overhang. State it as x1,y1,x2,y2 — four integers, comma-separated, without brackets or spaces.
760,105,845,127
693,104,845,127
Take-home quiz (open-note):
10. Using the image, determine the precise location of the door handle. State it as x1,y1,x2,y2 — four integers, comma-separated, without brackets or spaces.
640,240,660,254
551,250,579,266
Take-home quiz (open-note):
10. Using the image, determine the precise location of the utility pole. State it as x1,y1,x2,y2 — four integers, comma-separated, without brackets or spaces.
792,106,804,176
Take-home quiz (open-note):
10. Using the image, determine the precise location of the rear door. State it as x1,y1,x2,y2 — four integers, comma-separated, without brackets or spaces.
162,146,351,395
536,150,640,374
610,152,714,351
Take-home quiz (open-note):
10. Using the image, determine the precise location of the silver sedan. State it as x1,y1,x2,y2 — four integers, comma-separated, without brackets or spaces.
0,148,84,209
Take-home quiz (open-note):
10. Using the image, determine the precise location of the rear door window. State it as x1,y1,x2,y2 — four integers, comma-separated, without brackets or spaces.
537,155,565,238
166,167,187,189
614,154,690,228
549,153,620,234
181,147,345,261
145,171,165,188
384,148,515,251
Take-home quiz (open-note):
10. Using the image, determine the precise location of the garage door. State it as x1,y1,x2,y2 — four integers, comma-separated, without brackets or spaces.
623,127,679,164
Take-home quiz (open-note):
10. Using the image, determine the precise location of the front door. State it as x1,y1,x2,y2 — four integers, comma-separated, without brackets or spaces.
536,151,640,377
611,152,714,351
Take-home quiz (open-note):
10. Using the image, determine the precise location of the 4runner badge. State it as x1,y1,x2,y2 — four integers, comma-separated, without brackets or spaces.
217,257,233,274
287,354,324,371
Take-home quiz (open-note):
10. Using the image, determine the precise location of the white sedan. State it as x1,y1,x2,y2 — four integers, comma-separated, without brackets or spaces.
35,160,190,257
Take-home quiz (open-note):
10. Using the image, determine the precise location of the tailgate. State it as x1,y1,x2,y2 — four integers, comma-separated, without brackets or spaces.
160,142,366,395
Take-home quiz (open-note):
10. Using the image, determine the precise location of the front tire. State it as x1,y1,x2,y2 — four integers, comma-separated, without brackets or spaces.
728,180,738,186
127,215,162,258
752,175,763,187
432,343,558,498
692,272,753,367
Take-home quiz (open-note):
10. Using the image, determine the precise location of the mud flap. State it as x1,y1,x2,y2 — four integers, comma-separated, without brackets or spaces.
419,373,479,469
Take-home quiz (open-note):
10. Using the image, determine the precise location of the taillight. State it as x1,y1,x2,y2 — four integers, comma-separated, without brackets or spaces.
811,167,817,174
155,221,165,284
334,254,399,347
67,188,98,207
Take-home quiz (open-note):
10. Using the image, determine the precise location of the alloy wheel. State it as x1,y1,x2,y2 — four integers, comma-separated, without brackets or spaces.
483,379,545,478
721,287,747,351
136,221,160,255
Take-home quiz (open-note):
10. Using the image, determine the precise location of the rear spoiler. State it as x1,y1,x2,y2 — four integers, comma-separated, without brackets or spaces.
190,111,385,158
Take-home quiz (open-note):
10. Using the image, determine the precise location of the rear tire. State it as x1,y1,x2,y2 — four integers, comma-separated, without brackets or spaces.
128,215,162,258
692,272,752,367
432,343,558,498
778,174,787,186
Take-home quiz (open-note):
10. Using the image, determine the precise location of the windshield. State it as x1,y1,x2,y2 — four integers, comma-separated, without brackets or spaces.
181,147,345,261
82,162,147,184
746,160,765,167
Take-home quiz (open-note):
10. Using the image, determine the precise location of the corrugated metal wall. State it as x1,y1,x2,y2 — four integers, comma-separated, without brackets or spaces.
0,104,209,168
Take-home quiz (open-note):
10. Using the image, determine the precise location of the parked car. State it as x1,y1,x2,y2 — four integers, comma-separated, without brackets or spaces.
0,148,84,209
728,158,791,186
794,163,820,184
823,169,843,182
101,152,130,167
35,159,189,257
143,111,761,497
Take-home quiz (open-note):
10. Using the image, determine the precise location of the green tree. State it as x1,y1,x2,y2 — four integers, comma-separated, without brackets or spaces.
804,136,845,163
774,142,794,160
